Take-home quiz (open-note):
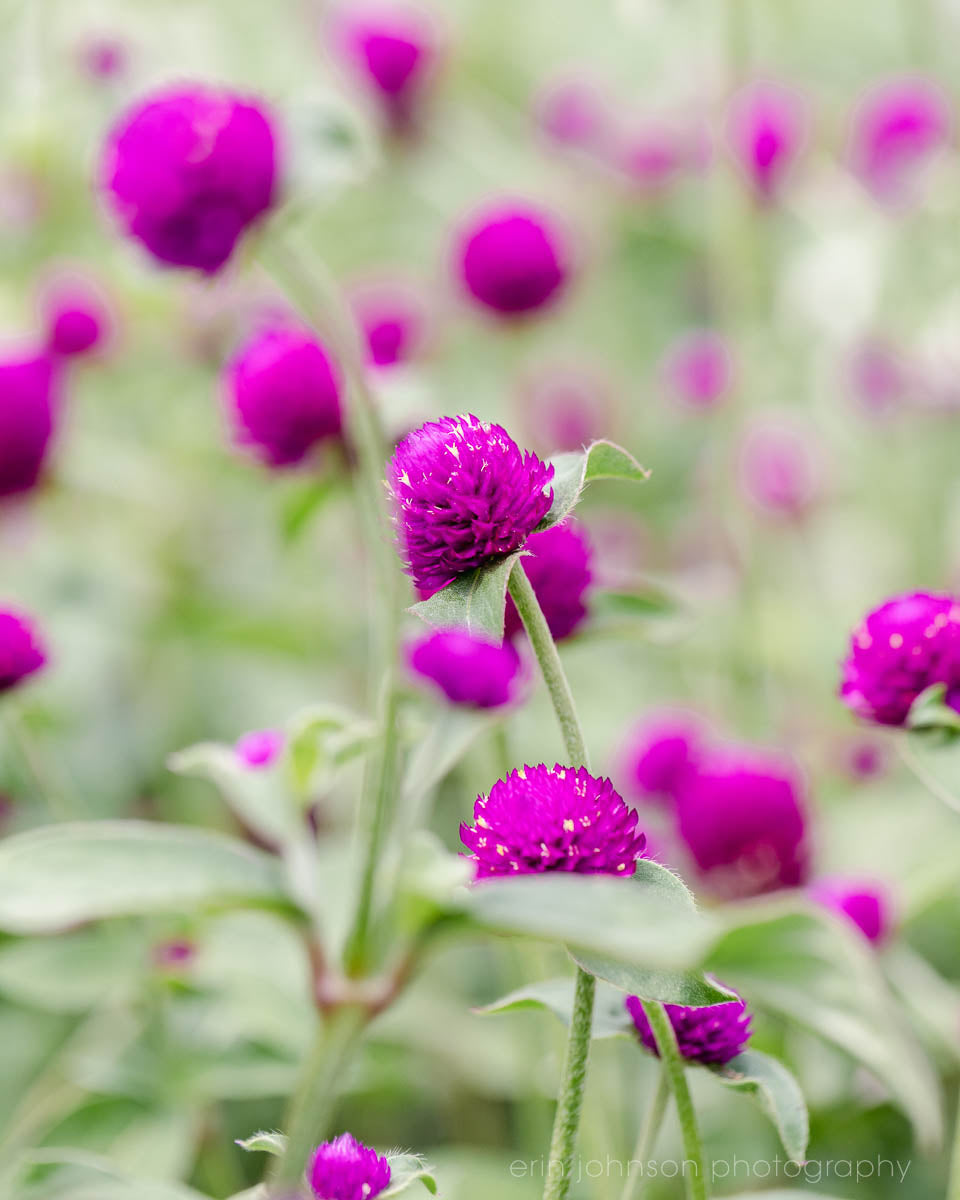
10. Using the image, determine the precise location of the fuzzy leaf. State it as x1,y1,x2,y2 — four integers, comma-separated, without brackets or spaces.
712,1049,809,1163
408,551,524,639
476,977,635,1039
235,1131,286,1156
907,683,960,733
0,821,292,934
383,1154,438,1196
539,440,649,530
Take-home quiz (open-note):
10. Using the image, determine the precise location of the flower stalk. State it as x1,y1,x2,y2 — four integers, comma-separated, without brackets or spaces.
620,1065,671,1200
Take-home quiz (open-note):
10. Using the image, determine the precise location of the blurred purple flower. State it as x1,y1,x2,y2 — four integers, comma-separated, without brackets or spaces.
461,763,645,879
235,728,285,769
625,989,752,1065
224,325,343,468
662,329,734,410
0,608,47,693
849,77,951,206
809,876,893,944
152,937,197,971
614,119,706,194
675,747,810,898
331,2,439,135
621,709,703,802
42,278,110,359
408,628,523,709
0,353,58,499
504,520,593,643
727,81,808,202
843,737,888,780
309,1133,390,1200
521,363,612,453
455,200,571,319
535,76,611,153
101,84,279,274
351,280,425,368
739,420,820,519
78,35,128,82
388,414,553,593
839,591,960,726
846,338,907,417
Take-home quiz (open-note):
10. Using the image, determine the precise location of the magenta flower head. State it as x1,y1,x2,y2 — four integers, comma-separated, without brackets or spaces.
351,279,425,369
455,200,571,319
0,353,58,499
235,728,285,769
622,709,703,802
408,628,523,709
101,84,279,274
224,325,342,468
625,989,751,1065
849,77,951,206
726,80,808,202
78,35,128,82
675,747,810,898
388,414,554,594
809,876,893,945
41,278,110,359
461,763,645,879
662,329,734,411
535,76,611,153
0,608,47,693
504,520,593,643
615,119,703,195
309,1133,390,1200
331,2,440,135
839,591,960,726
739,420,820,519
847,338,907,417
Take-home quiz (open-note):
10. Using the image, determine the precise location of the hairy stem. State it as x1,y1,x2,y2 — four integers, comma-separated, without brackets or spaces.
620,1066,671,1200
640,1001,708,1200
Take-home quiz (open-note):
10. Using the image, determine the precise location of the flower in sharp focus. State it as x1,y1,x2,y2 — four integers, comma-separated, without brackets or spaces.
461,763,646,878
101,84,279,274
625,990,752,1065
0,353,58,499
809,877,894,945
234,728,285,768
662,329,734,411
621,709,703,803
726,80,808,203
309,1133,391,1200
675,747,810,899
503,520,593,643
387,414,554,594
408,628,524,709
0,608,47,693
839,591,960,726
455,200,571,318
849,77,950,207
224,325,343,468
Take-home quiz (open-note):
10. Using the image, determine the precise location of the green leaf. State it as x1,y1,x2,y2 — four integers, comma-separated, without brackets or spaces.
0,926,145,1012
707,900,943,1148
383,1153,438,1196
0,822,292,934
286,703,376,794
539,440,649,530
236,1130,286,1156
712,1049,809,1163
907,683,960,733
17,1150,210,1200
400,708,499,824
408,551,524,639
476,977,635,1039
280,476,340,543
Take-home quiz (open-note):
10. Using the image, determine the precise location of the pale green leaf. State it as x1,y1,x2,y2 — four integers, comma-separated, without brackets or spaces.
408,551,524,639
712,1049,809,1163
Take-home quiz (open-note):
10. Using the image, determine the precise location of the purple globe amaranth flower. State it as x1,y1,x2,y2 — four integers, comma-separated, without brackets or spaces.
388,414,553,594
520,363,613,454
42,279,110,359
625,990,752,1065
408,628,523,709
727,80,808,203
809,876,893,945
461,763,646,879
309,1133,390,1200
0,353,58,499
332,2,439,135
152,937,197,971
78,35,129,82
614,118,707,195
849,77,951,206
224,325,343,468
504,520,593,643
675,747,810,899
739,420,820,519
622,710,703,802
351,280,425,368
839,591,960,726
101,84,279,274
535,76,611,153
662,329,734,410
0,608,47,693
235,728,285,768
847,338,908,417
456,200,571,318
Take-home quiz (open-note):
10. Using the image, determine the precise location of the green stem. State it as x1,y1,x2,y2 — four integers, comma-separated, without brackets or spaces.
620,1067,670,1200
543,967,596,1200
506,562,589,768
270,1006,367,1194
640,1002,708,1200
947,1085,960,1200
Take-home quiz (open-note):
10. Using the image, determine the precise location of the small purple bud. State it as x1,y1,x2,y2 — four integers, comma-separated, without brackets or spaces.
309,1133,391,1200
408,628,524,709
0,353,58,499
849,77,950,206
662,329,734,410
535,75,612,153
0,608,47,693
727,80,808,203
455,200,571,319
78,35,129,82
42,277,111,359
153,937,197,971
235,729,285,769
224,325,343,468
809,876,894,945
846,338,908,417
739,420,820,519
351,279,426,368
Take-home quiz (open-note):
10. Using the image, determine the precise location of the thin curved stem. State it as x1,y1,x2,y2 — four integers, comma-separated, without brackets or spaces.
640,1002,708,1200
620,1066,670,1200
948,1088,960,1200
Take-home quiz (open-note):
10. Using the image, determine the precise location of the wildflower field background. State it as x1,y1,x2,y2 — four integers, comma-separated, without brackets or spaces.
5,2,960,1199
